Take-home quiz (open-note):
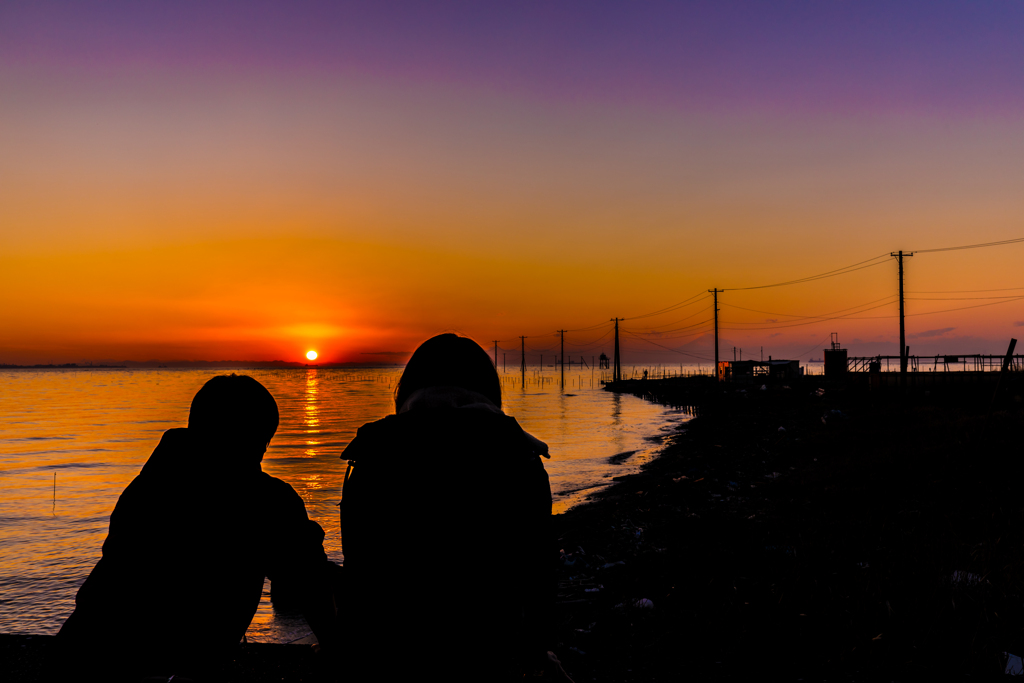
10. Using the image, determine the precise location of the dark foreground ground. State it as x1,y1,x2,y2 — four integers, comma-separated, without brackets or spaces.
0,635,327,682
5,373,1023,681
551,373,1024,681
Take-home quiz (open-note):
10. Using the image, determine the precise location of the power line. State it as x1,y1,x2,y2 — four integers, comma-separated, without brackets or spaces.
625,291,710,321
628,322,715,342
908,287,1024,294
622,330,715,361
721,294,897,322
628,304,715,333
792,336,834,360
723,298,898,328
908,295,1024,301
629,308,716,334
565,327,615,350
720,299,899,330
564,320,615,332
493,237,1024,359
915,236,1024,254
905,295,1024,317
630,317,715,337
721,295,1024,330
725,254,890,291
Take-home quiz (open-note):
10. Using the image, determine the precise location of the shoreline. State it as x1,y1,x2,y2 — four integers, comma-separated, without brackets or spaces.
7,373,1024,680
553,407,689,516
549,374,1024,680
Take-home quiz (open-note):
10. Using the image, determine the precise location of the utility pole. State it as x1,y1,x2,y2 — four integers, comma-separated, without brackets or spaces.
492,341,499,369
992,338,1018,406
891,250,914,376
520,336,526,387
611,318,622,382
709,289,722,380
558,330,566,389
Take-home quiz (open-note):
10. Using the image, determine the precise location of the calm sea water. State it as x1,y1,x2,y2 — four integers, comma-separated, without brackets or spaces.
0,367,686,642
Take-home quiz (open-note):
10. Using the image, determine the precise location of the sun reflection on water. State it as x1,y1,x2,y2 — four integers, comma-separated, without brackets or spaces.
303,369,320,432
0,366,682,643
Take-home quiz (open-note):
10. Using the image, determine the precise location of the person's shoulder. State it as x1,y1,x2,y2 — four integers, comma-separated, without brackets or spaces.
355,414,402,439
116,428,193,503
341,414,402,460
341,409,548,463
136,428,192,479
492,414,549,459
252,473,325,543
257,471,300,495
253,472,306,511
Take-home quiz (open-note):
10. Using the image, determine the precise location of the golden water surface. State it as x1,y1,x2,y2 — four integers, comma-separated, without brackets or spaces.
0,367,684,642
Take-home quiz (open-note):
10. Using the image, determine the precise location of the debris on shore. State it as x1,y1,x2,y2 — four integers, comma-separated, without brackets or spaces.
550,374,1024,680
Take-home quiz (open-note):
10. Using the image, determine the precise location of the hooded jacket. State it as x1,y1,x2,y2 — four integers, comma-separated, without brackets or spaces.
339,387,554,680
58,428,330,677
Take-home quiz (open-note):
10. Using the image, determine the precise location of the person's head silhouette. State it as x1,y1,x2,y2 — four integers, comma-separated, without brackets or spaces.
188,374,279,463
395,333,501,413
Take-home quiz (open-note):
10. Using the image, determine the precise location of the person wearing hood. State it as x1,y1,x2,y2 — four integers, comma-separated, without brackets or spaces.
338,333,571,682
56,374,339,680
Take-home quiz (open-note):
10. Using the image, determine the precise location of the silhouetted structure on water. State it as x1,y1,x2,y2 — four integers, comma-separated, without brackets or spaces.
717,358,802,383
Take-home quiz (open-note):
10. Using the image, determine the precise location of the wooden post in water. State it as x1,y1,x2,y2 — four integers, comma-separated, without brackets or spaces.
611,318,622,382
559,330,565,389
520,336,526,387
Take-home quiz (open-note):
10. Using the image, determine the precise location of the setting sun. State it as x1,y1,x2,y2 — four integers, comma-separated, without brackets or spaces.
306,350,318,361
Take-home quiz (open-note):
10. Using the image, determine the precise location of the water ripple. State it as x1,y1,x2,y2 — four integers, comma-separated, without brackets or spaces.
0,366,681,642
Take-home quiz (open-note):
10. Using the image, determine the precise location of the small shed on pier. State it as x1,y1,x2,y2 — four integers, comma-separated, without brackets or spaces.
718,358,802,383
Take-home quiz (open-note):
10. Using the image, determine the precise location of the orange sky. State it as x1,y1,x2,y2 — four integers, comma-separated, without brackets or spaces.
2,7,1023,365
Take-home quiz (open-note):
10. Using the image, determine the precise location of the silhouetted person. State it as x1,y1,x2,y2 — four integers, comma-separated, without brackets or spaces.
57,374,338,680
339,334,571,682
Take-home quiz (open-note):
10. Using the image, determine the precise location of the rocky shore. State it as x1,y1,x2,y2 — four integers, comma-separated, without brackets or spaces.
550,373,1024,681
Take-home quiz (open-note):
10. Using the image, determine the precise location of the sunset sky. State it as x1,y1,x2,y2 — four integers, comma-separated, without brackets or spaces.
2,1,1022,365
